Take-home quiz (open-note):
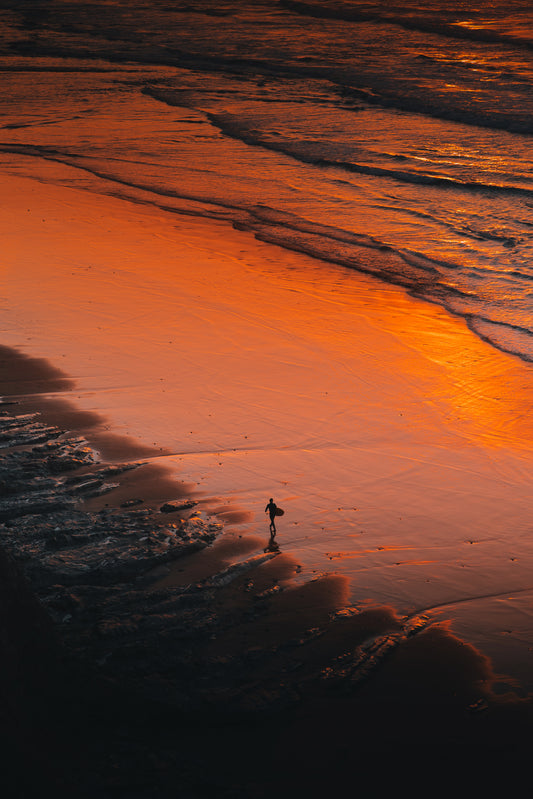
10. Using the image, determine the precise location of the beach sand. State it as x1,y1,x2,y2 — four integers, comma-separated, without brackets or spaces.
2,172,533,793
4,172,533,671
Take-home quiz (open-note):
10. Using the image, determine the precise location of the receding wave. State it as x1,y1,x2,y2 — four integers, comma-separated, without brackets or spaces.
468,317,533,362
11,26,533,137
142,87,533,198
336,83,533,136
279,0,533,51
0,140,440,296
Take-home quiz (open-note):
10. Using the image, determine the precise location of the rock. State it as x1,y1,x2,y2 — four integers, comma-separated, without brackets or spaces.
120,498,144,508
159,500,197,513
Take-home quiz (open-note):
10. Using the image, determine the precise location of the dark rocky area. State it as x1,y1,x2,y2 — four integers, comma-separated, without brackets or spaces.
2,379,533,796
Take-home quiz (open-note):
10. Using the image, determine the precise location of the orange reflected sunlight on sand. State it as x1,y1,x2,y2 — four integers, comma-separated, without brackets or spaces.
5,174,533,689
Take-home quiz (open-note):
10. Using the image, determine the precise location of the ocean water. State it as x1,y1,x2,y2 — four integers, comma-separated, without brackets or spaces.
1,0,533,362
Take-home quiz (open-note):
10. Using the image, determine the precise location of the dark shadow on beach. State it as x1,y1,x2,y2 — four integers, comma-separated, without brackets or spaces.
0,344,171,461
2,343,533,796
0,344,196,507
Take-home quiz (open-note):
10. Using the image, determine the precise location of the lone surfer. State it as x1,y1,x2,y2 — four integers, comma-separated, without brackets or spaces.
265,498,278,533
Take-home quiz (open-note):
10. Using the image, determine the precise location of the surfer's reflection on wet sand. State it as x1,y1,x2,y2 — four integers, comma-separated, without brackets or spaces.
264,531,280,553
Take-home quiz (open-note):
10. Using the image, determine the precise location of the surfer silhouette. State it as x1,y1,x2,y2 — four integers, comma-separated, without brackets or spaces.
265,498,278,533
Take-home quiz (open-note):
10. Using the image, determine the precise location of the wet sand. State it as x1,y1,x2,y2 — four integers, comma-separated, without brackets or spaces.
3,171,533,792
4,172,533,686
